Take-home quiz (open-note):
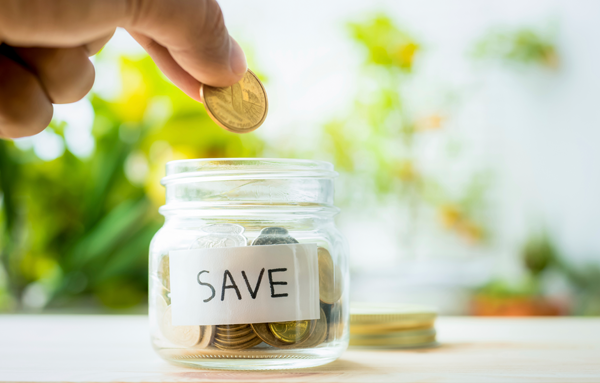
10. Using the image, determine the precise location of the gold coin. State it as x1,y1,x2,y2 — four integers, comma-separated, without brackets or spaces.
193,325,215,349
326,320,345,343
349,302,437,328
157,255,170,291
252,318,317,349
350,320,435,335
216,326,254,338
268,320,310,343
214,336,262,351
213,324,262,350
200,70,268,134
214,331,258,346
323,300,345,342
318,247,342,304
349,328,437,348
216,324,248,332
160,306,201,347
297,308,328,348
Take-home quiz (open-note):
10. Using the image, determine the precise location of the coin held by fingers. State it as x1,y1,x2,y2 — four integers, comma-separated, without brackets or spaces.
200,70,268,134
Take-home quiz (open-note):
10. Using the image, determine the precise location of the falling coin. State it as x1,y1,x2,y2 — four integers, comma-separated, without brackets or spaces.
160,306,201,347
200,70,268,134
318,247,342,304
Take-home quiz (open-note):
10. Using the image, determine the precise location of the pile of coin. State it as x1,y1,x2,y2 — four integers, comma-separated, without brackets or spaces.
349,303,437,348
155,225,345,352
214,324,262,350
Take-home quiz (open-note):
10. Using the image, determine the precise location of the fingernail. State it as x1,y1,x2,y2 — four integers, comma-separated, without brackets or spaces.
229,37,248,76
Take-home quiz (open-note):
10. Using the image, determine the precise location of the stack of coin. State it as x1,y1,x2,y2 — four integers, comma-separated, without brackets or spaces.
349,302,437,348
213,324,262,350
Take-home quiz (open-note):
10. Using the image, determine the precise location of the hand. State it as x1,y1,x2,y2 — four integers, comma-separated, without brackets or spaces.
0,0,247,138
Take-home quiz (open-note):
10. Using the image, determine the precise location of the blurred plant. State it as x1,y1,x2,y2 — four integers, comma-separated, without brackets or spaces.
472,26,559,69
472,231,563,316
0,50,264,312
522,232,557,276
304,15,490,253
474,230,600,315
559,263,600,315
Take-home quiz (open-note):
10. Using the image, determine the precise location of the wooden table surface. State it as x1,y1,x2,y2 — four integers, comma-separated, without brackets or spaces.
1,315,599,383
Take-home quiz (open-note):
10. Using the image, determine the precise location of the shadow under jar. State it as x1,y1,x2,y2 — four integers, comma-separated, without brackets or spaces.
149,158,349,370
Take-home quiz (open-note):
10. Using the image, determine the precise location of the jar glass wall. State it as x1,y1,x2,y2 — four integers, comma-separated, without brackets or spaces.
149,159,349,370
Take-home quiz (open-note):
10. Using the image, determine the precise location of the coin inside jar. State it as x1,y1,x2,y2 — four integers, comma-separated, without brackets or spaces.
160,306,201,347
252,319,316,349
252,226,299,246
268,320,311,343
157,255,170,291
200,70,268,134
191,223,248,249
216,325,254,338
296,308,328,348
213,324,262,350
193,325,215,349
318,247,342,304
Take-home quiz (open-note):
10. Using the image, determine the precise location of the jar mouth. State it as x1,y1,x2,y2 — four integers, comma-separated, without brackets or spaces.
161,158,338,185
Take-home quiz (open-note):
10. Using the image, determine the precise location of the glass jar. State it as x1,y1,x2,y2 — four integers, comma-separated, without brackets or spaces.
149,158,349,370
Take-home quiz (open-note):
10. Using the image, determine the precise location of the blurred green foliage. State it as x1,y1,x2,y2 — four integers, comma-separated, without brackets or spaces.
349,16,419,71
0,53,263,312
317,15,490,246
473,26,559,69
0,16,575,314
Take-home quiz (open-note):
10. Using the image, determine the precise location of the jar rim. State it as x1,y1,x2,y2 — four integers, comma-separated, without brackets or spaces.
161,158,338,185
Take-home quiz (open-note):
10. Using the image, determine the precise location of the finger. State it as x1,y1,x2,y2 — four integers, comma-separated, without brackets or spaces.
127,0,247,87
0,55,52,138
0,0,127,47
0,0,247,88
129,32,202,102
13,46,95,104
85,29,116,56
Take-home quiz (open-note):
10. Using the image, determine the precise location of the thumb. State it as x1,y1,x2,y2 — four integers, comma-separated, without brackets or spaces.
125,0,247,87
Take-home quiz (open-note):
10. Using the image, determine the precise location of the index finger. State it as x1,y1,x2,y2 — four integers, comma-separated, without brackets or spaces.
0,0,246,87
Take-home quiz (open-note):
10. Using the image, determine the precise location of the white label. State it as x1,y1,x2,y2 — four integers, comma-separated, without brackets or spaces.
170,243,320,325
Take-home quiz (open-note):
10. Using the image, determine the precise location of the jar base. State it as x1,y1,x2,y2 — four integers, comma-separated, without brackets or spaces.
157,347,344,370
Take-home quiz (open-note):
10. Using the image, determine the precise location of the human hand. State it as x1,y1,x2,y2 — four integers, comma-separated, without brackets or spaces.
0,0,247,138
